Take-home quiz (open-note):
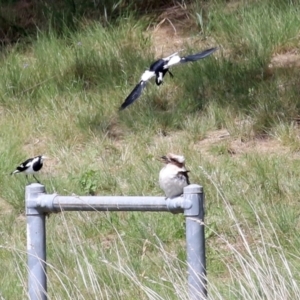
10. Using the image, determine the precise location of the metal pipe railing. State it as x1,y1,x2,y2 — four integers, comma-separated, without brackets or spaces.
25,183,206,300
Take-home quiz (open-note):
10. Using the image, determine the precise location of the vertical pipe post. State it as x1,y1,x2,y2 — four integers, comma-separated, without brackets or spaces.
26,183,47,300
184,184,206,300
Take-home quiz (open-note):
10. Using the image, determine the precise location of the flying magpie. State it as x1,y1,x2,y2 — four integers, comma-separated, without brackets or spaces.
119,47,217,110
11,155,47,184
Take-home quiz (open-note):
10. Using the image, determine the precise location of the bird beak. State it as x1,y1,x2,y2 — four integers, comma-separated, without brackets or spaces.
42,156,49,160
158,156,168,163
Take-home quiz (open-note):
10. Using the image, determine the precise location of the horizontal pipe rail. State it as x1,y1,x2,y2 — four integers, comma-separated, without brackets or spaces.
32,193,192,213
53,196,169,211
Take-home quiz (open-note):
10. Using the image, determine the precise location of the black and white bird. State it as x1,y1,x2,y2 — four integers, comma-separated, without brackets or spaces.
159,153,190,199
120,47,217,110
11,155,47,184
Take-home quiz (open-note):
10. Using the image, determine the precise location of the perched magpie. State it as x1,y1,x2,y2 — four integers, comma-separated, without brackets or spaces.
11,155,47,184
119,47,218,110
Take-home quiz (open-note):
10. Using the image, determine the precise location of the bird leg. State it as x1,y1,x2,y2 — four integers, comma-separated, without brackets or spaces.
33,174,41,184
168,70,174,78
26,175,31,184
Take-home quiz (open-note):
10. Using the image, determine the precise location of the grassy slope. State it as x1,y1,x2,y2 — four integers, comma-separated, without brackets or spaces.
1,0,300,299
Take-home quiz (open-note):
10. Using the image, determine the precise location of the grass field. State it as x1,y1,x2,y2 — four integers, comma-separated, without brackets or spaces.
1,0,300,299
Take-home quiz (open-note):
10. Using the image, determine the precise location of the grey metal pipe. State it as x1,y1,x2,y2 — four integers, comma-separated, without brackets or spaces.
25,183,207,300
54,196,172,211
36,194,191,213
26,184,47,300
184,184,207,300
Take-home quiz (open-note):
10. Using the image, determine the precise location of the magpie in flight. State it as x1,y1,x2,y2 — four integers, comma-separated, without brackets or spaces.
119,47,217,110
11,155,47,184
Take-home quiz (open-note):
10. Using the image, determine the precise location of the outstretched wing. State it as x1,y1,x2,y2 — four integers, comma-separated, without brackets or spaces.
119,81,147,110
180,47,218,63
11,157,33,174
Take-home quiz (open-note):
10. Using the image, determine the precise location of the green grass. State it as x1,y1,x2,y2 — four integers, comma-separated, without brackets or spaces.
1,0,300,298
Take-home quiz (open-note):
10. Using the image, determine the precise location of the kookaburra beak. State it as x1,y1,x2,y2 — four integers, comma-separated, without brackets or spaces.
159,156,168,163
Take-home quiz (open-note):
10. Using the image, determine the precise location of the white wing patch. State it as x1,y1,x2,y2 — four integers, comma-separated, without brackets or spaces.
164,55,181,68
141,70,155,82
163,52,179,61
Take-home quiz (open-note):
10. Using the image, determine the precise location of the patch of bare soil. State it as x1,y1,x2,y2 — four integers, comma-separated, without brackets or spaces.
0,197,13,215
269,50,300,69
196,129,292,159
230,137,290,156
149,4,216,58
266,49,300,80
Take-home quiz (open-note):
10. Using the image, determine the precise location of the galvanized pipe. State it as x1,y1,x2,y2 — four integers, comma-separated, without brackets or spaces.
26,184,47,300
25,183,206,300
36,194,191,213
184,184,207,299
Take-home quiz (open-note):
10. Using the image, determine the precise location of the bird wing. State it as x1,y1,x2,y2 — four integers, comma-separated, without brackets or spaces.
162,51,179,61
163,47,217,69
18,158,34,169
149,59,165,72
177,170,190,185
180,47,218,63
23,158,34,167
11,158,33,174
119,81,147,110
